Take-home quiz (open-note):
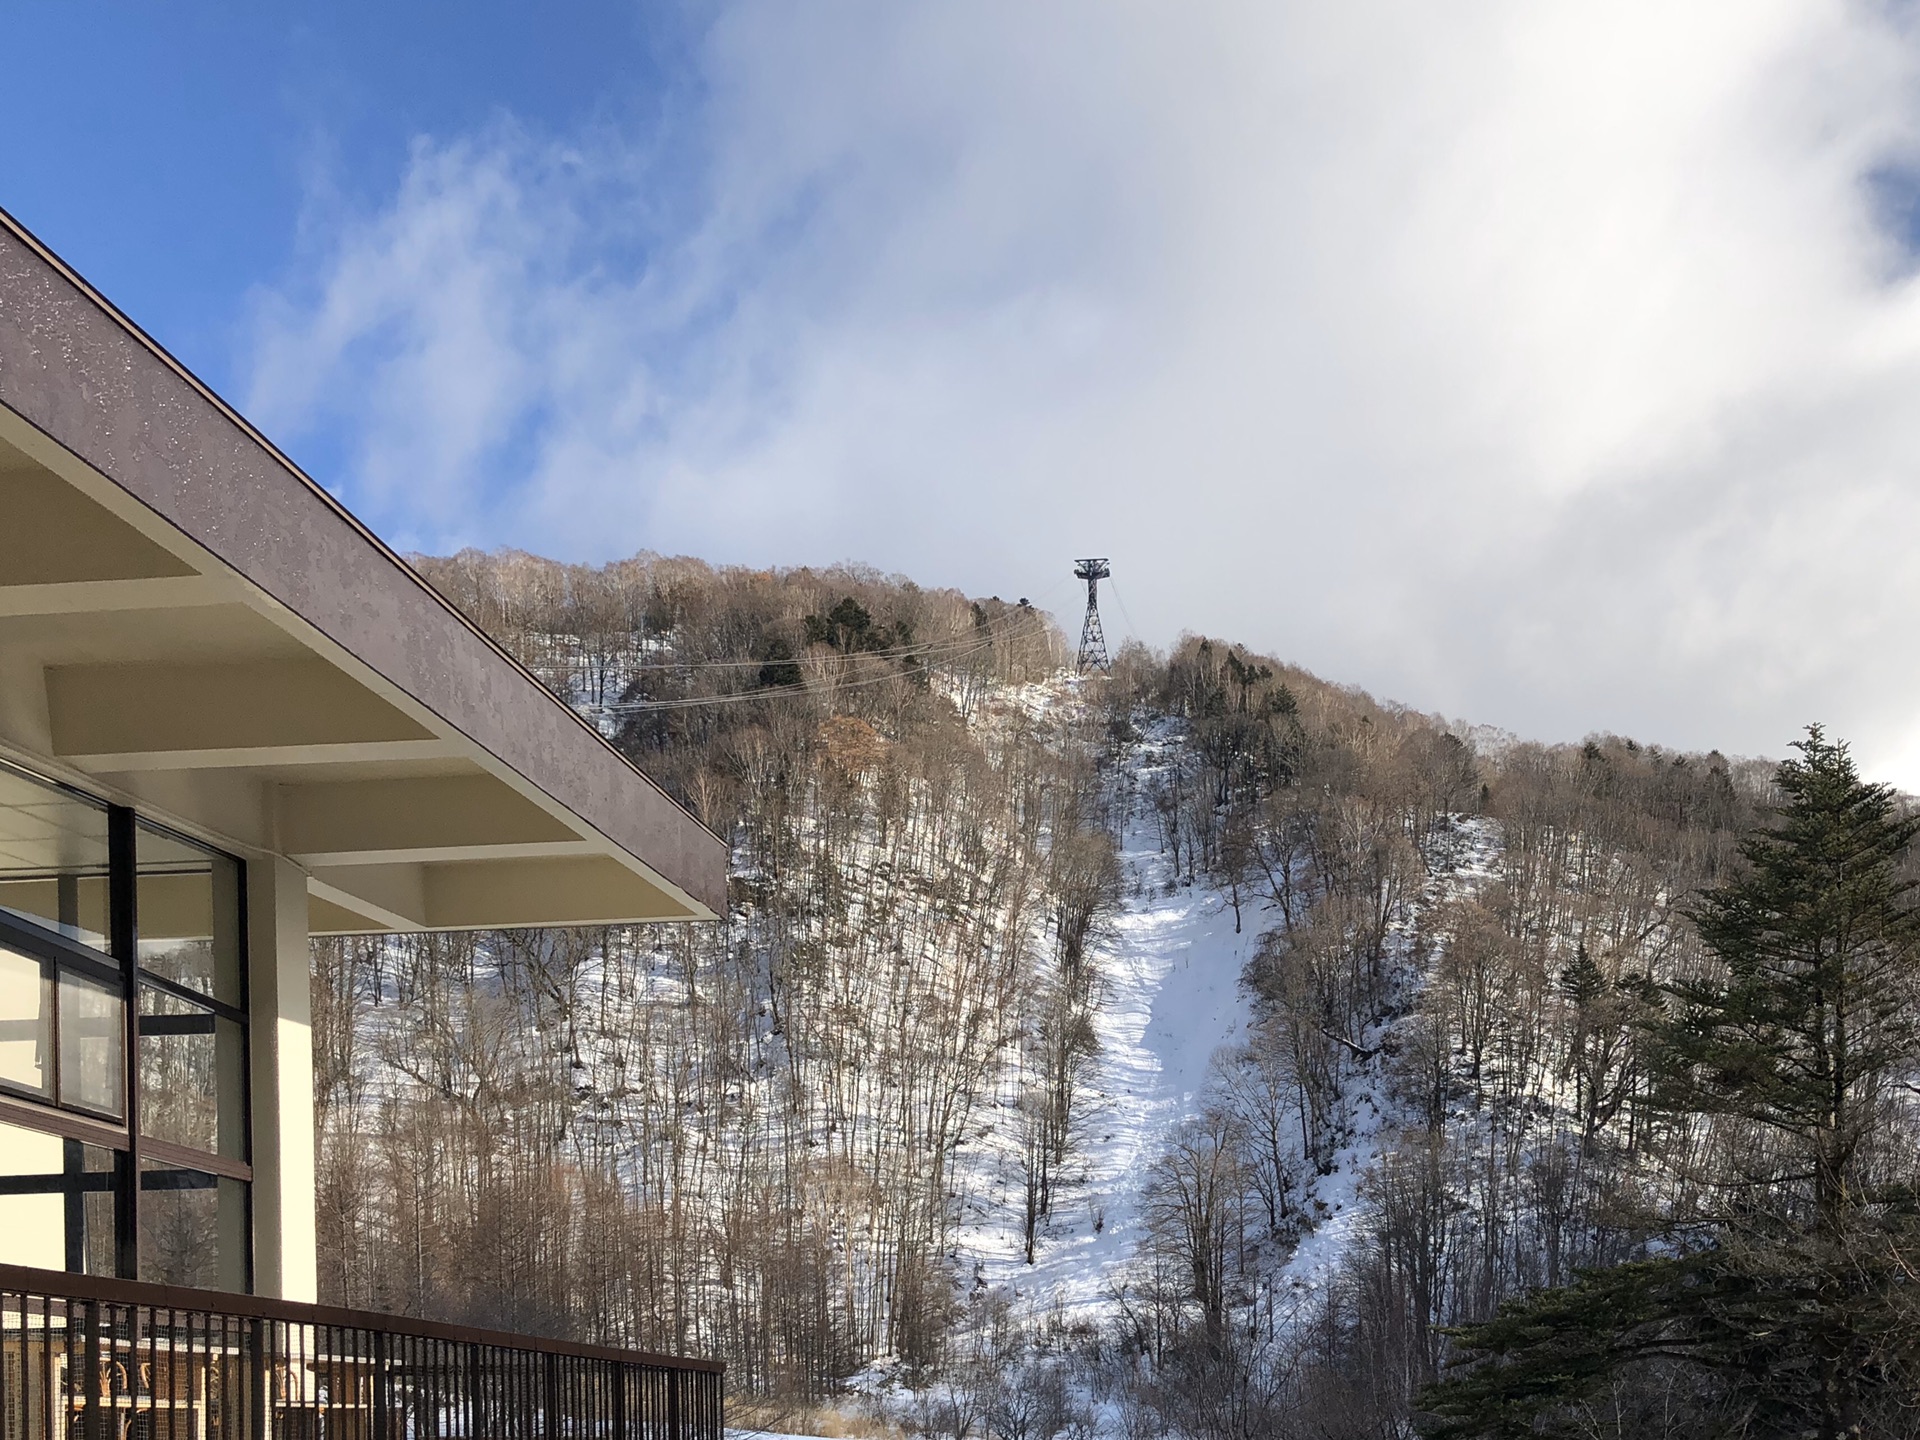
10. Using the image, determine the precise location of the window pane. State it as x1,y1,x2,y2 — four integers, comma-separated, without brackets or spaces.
0,1126,117,1274
137,826,243,1006
140,985,244,1159
0,1122,65,1271
58,969,124,1117
140,1164,247,1291
0,764,110,951
78,1144,119,1277
0,942,51,1099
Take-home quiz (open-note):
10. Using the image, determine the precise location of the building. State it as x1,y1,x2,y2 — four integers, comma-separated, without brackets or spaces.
0,206,727,1434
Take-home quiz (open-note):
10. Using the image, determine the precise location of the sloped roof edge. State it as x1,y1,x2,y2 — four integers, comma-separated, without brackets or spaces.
0,205,728,918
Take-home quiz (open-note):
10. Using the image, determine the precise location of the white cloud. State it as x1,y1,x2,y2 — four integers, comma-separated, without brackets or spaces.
245,0,1920,781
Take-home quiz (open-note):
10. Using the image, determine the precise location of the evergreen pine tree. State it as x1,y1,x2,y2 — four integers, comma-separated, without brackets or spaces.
1421,728,1920,1439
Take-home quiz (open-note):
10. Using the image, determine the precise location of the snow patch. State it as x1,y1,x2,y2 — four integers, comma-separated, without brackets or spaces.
954,727,1256,1321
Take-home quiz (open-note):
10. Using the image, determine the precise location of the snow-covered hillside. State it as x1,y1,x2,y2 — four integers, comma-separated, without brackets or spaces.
944,706,1505,1341
364,551,1791,1436
1263,815,1501,1322
955,722,1256,1320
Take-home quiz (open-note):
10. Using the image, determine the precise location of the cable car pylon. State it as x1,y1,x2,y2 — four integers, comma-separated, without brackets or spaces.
1073,558,1111,672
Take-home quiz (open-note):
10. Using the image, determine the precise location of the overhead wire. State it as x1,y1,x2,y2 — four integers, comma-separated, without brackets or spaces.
607,628,1001,672
586,630,1012,715
1103,574,1145,649
551,571,1082,678
560,571,1095,716
578,609,1054,716
576,586,1074,673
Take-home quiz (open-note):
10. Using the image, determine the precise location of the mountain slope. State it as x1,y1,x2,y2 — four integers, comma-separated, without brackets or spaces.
312,548,1796,1438
955,714,1255,1321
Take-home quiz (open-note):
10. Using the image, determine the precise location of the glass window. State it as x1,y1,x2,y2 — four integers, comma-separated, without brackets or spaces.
57,969,124,1119
139,1164,247,1291
0,764,110,951
140,986,245,1160
0,1122,64,1272
77,1145,118,1277
57,1141,120,1277
134,825,251,1292
0,941,51,1098
0,764,252,1290
0,1122,118,1275
137,825,243,1007
0,931,124,1118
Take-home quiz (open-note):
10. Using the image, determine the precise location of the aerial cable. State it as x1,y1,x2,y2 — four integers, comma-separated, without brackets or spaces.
578,616,1049,716
582,633,1005,715
1103,575,1145,649
570,606,1055,674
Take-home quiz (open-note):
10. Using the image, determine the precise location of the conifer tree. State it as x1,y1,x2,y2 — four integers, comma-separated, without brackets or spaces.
1421,728,1920,1439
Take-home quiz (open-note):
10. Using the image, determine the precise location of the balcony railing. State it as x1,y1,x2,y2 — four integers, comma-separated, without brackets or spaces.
0,1265,724,1440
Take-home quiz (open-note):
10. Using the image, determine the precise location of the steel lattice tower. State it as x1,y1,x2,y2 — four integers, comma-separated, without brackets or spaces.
1073,558,1112,672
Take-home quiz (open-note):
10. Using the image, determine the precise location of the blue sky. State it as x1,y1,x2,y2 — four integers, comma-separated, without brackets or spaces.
1,3,690,398
9,4,1920,784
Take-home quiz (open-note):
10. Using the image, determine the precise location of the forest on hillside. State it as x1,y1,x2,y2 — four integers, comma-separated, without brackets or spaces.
310,549,1920,1439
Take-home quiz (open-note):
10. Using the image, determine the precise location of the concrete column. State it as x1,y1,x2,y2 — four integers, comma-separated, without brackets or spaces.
246,855,316,1300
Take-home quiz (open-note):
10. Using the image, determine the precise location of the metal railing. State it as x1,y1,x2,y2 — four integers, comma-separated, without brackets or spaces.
0,1265,723,1440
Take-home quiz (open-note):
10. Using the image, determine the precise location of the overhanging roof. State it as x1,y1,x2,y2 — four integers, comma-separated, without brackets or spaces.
0,207,727,932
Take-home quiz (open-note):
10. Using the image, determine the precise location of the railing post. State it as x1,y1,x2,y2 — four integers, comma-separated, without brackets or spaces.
667,1368,682,1440
543,1350,559,1440
249,1318,269,1440
373,1329,391,1440
611,1362,626,1440
468,1341,483,1439
427,1336,441,1440
81,1301,103,1440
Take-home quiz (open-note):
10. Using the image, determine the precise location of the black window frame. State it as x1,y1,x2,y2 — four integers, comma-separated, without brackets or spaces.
0,901,128,1121
135,953,253,1166
0,764,252,1289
